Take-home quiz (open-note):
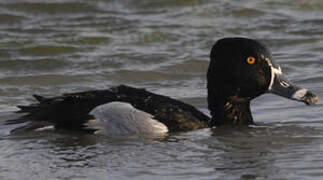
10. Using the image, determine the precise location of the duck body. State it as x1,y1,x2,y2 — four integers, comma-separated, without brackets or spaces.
8,85,210,133
6,37,318,134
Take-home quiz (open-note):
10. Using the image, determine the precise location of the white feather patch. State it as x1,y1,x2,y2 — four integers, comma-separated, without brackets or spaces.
88,102,168,135
268,66,282,90
35,125,55,131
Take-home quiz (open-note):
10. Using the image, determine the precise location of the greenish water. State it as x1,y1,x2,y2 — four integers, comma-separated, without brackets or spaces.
0,0,323,179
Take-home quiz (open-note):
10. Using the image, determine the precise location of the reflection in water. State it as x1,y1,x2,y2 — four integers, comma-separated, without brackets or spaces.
209,126,322,179
0,124,323,179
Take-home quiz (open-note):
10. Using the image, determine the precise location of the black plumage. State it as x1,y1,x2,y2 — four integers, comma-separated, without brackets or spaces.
8,85,209,132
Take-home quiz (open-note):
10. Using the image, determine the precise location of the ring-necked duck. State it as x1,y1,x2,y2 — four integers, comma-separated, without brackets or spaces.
6,37,319,135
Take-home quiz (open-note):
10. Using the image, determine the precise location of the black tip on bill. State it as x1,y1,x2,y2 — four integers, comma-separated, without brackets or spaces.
301,91,319,105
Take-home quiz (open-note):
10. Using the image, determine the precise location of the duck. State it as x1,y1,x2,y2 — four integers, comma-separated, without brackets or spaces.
5,37,319,135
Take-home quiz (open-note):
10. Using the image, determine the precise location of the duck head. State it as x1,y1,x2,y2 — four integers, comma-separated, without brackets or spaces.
207,37,318,126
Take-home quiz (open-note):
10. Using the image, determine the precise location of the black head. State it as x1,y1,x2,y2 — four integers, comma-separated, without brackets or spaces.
208,37,272,100
207,37,318,126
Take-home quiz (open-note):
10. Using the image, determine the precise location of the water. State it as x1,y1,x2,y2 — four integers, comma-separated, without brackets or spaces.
0,0,323,179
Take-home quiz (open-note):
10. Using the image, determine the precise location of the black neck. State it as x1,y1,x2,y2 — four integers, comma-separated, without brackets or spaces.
207,90,254,126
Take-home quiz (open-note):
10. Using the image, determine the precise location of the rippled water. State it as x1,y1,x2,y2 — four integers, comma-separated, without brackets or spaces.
0,0,323,179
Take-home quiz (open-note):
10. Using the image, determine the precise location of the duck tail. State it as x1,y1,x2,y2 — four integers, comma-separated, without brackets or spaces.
33,94,47,102
3,117,28,125
5,89,119,131
4,94,46,125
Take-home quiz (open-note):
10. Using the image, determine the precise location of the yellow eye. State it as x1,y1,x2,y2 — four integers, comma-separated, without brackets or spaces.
246,56,256,65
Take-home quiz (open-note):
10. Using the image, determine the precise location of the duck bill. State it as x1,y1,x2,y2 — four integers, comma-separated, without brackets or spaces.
267,66,319,105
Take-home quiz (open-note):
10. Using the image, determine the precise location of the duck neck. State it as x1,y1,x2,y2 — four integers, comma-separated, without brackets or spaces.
208,93,254,126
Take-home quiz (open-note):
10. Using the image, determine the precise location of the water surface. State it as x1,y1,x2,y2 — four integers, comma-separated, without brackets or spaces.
0,0,323,179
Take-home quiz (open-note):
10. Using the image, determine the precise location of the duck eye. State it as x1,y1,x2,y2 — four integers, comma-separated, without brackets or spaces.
246,56,256,65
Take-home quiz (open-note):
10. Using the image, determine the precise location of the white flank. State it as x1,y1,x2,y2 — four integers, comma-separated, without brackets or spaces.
88,102,168,136
292,88,307,100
